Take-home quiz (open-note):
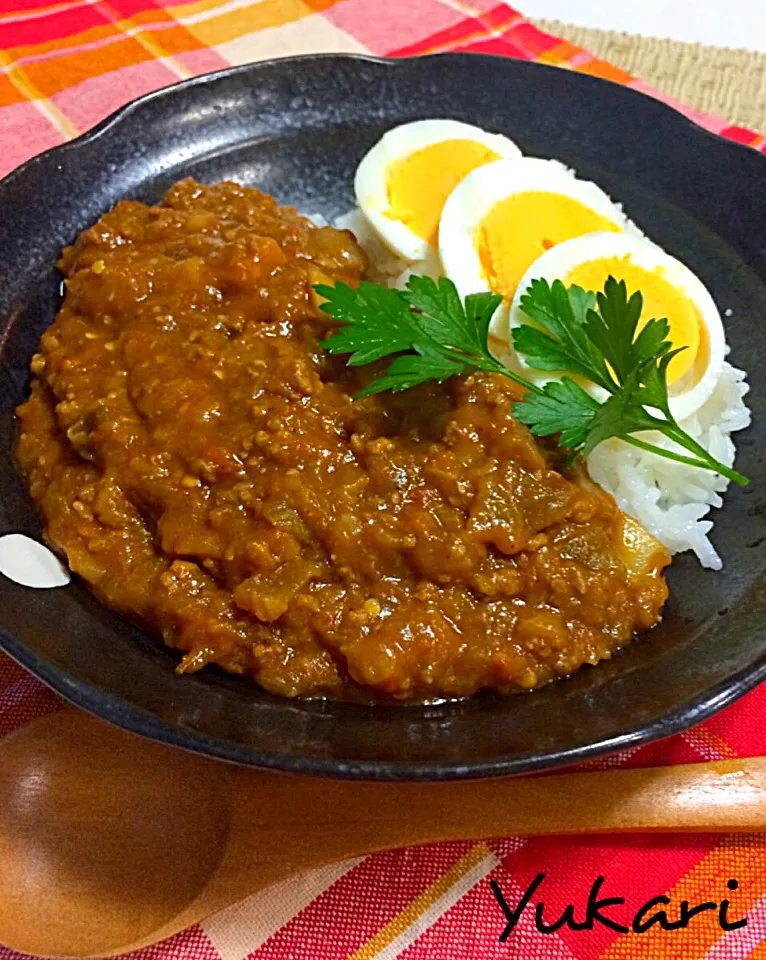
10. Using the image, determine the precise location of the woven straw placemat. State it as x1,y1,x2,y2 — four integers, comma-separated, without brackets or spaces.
533,18,766,133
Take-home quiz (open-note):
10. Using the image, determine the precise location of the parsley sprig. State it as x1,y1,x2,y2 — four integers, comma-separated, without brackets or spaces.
315,277,514,394
315,275,748,486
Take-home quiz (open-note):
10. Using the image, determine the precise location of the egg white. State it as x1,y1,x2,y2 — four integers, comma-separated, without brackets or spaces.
354,120,522,263
504,231,727,423
438,156,631,305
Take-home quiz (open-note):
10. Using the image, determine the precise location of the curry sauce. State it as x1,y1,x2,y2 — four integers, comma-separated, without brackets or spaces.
15,179,670,700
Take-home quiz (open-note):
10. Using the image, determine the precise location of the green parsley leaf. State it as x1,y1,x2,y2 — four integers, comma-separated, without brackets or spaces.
583,276,676,382
585,276,644,382
637,349,683,417
316,281,423,366
400,276,505,371
516,279,613,390
356,349,470,397
579,366,665,458
465,291,506,352
514,377,600,449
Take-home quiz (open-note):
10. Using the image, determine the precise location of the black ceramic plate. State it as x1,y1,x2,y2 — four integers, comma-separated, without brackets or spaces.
1,54,765,780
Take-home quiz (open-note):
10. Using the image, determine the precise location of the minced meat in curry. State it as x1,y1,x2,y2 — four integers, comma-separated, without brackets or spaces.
15,179,670,700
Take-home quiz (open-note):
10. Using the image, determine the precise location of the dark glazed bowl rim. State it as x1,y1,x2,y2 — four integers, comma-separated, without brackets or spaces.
5,624,766,780
1,52,765,780
5,52,766,207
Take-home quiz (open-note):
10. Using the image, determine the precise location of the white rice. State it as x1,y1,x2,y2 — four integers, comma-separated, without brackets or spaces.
331,208,752,570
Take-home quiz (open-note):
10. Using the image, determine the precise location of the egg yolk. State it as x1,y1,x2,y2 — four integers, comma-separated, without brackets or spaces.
566,255,707,388
385,140,501,247
476,192,621,301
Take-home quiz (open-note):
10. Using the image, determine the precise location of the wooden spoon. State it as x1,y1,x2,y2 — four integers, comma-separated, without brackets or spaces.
1,710,765,959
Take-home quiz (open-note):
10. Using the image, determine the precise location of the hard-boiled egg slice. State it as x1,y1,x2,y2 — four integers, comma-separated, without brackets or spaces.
505,232,726,422
354,120,522,263
439,157,631,308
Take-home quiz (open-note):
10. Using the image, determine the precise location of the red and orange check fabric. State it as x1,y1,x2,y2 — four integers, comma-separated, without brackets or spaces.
2,2,766,958
2,0,765,176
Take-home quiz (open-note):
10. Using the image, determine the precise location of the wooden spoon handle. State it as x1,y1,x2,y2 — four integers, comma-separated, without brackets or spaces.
225,756,766,871
223,755,766,872
150,746,766,950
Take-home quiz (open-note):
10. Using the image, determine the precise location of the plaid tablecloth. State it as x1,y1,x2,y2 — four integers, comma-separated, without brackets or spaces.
2,2,766,958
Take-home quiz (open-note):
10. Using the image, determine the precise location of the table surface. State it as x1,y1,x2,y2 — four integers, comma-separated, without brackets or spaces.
522,0,766,51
